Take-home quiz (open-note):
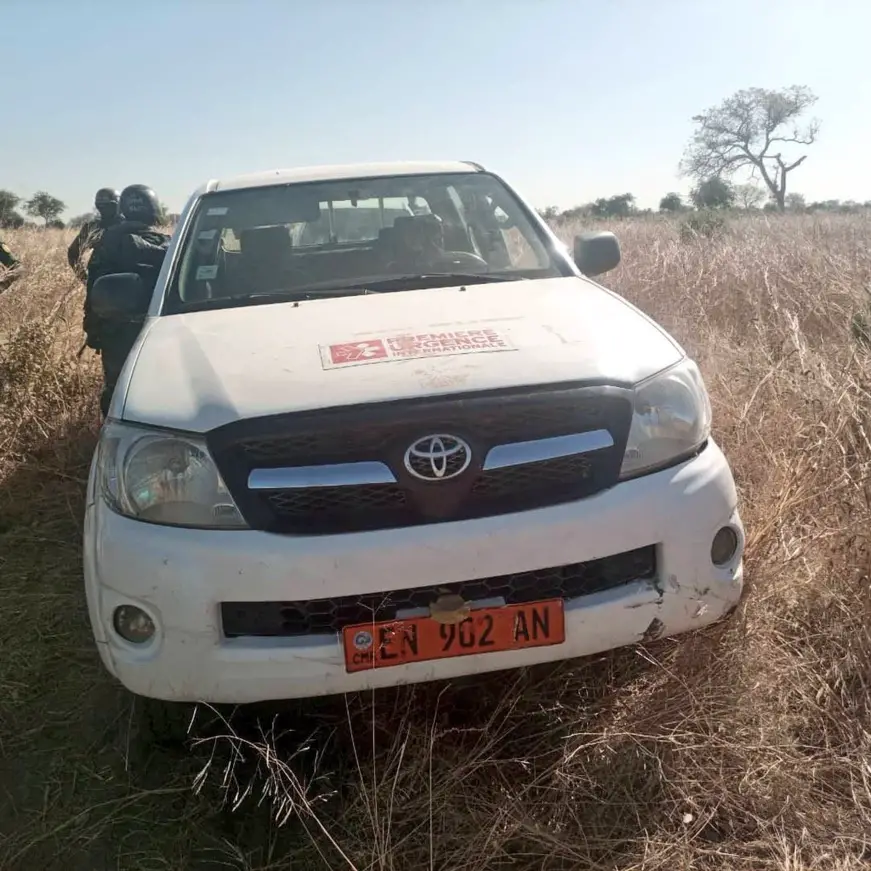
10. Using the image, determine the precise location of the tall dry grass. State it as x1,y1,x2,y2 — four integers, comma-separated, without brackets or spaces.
1,215,871,870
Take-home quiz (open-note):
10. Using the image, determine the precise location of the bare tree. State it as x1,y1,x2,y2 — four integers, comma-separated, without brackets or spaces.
680,86,820,211
734,183,766,210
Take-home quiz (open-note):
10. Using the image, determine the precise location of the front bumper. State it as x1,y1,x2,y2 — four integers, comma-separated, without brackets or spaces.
83,440,744,704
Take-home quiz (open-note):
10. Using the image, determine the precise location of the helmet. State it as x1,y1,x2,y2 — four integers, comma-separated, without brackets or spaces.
94,188,121,222
94,188,120,207
120,184,160,224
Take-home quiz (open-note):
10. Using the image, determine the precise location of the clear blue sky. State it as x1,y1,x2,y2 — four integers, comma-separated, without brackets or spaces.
4,0,869,217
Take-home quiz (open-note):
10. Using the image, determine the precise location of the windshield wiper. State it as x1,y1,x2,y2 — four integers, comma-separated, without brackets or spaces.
252,272,518,297
354,272,518,292
178,285,376,313
176,271,519,313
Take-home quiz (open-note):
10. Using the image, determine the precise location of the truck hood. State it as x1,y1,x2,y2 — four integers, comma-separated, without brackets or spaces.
120,276,683,432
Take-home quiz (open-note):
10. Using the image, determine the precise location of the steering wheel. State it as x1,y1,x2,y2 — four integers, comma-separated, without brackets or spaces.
433,250,490,271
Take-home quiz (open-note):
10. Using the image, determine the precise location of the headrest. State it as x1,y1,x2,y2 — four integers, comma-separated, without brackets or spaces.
239,225,291,257
391,214,443,248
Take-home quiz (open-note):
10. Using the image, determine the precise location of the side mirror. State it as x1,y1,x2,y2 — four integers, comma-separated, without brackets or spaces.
573,232,621,277
90,273,152,321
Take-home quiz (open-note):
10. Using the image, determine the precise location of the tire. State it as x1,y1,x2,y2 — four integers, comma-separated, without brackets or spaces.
136,695,196,747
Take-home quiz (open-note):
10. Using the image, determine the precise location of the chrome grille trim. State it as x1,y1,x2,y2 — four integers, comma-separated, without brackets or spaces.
482,429,613,470
248,461,396,490
247,429,615,490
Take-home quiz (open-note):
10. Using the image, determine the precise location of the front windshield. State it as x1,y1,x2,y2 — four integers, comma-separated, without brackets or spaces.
168,171,563,311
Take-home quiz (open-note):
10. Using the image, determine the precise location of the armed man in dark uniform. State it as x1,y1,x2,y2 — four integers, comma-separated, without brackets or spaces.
84,184,171,416
67,188,123,282
0,237,21,292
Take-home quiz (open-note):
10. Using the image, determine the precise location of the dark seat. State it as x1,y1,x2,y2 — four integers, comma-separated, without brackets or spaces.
389,214,446,270
236,225,294,292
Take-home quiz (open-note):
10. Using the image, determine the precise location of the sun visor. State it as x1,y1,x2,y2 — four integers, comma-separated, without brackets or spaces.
197,186,323,232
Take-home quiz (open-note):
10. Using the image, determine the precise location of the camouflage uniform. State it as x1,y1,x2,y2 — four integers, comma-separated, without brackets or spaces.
67,215,121,282
67,188,122,282
0,237,21,292
85,218,170,416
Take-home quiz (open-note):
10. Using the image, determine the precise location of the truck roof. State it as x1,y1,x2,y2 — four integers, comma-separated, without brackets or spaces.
206,160,485,194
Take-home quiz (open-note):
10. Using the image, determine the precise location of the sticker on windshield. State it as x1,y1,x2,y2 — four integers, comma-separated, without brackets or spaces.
320,328,515,369
206,206,228,216
196,265,218,280
197,229,217,240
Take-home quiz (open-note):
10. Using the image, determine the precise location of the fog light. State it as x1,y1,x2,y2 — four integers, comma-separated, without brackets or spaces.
113,605,156,644
711,526,739,567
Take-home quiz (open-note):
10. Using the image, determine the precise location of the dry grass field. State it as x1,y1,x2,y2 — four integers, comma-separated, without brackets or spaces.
1,214,871,870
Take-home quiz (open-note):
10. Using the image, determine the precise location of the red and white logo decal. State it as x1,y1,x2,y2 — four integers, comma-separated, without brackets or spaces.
327,340,390,365
320,328,515,369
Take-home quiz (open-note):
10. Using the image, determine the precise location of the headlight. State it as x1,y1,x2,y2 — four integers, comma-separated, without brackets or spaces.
620,358,712,479
97,422,247,529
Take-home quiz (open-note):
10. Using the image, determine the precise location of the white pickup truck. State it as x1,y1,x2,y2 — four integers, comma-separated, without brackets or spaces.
84,160,744,729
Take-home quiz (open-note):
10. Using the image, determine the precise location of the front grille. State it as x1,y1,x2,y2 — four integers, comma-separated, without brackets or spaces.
208,384,634,535
263,454,603,534
231,393,617,467
266,484,408,518
470,453,594,498
221,545,656,638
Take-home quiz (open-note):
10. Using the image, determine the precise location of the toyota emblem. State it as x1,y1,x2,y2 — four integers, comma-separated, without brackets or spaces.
404,434,472,481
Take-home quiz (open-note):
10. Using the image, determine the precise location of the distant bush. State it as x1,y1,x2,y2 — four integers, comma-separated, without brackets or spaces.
679,210,727,241
690,177,736,211
659,192,685,213
0,213,24,229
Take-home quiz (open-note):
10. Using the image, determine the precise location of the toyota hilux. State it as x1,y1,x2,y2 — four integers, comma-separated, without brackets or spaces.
84,160,744,722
